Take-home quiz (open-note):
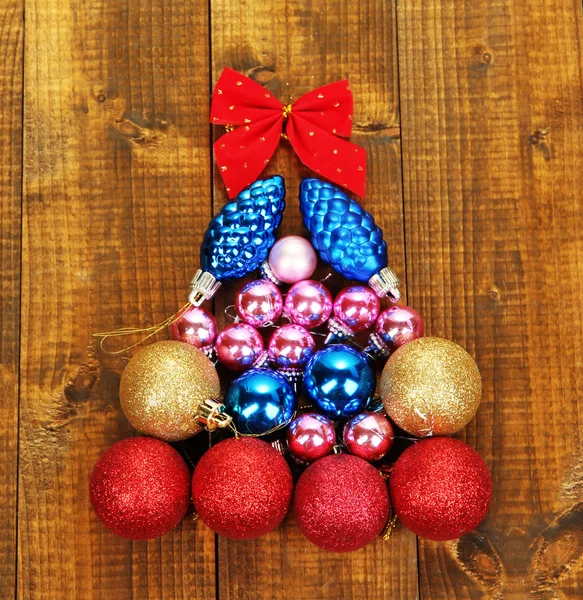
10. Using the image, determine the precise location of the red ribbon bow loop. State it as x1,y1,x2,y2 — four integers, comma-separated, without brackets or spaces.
211,68,367,198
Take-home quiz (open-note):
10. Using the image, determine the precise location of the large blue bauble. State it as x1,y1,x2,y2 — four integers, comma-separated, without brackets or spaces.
201,176,286,281
224,368,295,435
299,178,388,282
304,345,375,418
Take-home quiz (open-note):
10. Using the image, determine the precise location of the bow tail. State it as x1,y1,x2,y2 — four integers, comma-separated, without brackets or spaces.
287,115,366,198
214,114,283,198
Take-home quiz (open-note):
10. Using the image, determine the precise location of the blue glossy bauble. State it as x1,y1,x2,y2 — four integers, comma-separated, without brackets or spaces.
304,345,376,418
201,176,286,281
299,178,388,282
224,368,296,435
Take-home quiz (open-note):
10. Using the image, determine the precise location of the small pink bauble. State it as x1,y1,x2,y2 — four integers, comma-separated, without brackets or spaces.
268,324,315,369
235,279,283,328
343,412,394,462
268,236,317,284
284,280,333,329
287,413,336,462
170,306,217,350
215,323,264,371
376,305,424,351
333,285,380,333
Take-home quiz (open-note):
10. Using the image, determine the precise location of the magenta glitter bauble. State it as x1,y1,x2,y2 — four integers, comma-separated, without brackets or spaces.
294,454,390,552
283,279,333,329
268,235,317,284
235,279,283,328
90,437,191,540
192,437,293,539
170,306,217,351
215,323,264,371
343,412,394,462
376,305,424,351
333,285,380,333
286,413,336,462
268,324,315,369
389,437,492,541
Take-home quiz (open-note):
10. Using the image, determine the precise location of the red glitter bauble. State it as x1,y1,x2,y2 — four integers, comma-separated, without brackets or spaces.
390,437,492,541
90,436,191,540
293,454,390,552
192,437,293,539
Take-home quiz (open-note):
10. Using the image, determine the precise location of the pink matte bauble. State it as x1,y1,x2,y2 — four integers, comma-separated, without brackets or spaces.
268,235,317,284
333,285,380,333
235,279,283,328
170,306,217,350
287,413,336,462
268,324,315,368
375,305,424,351
343,412,394,462
215,323,264,371
284,280,333,329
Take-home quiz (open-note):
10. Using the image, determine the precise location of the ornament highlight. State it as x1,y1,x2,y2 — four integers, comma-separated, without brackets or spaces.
215,322,266,371
304,345,375,418
235,279,283,327
90,437,191,540
263,235,317,285
170,306,217,355
294,453,390,552
343,412,394,462
192,437,293,539
287,413,336,462
390,437,492,541
120,341,221,441
283,279,333,329
224,368,295,435
380,337,482,437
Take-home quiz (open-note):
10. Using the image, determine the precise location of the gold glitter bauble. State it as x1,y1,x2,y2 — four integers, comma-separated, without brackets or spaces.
380,337,481,437
120,341,221,442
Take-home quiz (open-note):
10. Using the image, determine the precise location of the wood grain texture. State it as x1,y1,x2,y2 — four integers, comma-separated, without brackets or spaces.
210,0,417,599
0,1,22,598
19,1,214,598
397,0,583,597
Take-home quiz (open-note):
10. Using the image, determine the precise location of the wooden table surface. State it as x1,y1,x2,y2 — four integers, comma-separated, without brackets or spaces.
2,0,583,598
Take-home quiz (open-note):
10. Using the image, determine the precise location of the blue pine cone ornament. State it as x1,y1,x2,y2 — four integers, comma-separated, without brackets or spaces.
299,178,388,282
201,175,286,281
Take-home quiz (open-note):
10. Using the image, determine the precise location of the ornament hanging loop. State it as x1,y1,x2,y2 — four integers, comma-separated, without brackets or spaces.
189,270,222,306
368,267,401,303
197,398,233,431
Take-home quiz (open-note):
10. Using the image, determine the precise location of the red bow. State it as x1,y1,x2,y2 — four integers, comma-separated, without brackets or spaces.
211,68,367,198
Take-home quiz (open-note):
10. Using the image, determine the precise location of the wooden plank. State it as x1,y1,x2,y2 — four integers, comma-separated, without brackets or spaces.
0,1,23,598
19,1,214,598
397,0,583,597
210,1,418,598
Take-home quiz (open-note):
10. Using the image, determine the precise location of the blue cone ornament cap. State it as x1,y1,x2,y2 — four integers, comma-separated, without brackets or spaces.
201,175,286,282
299,178,400,301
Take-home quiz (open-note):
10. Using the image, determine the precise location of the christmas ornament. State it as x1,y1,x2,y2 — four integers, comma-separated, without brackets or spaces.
380,337,482,437
261,235,317,285
235,279,283,327
192,437,293,539
299,178,400,301
286,413,336,462
267,324,315,388
170,306,217,356
224,368,295,434
304,344,375,418
90,437,190,540
343,412,394,462
120,341,224,441
283,279,333,329
390,437,492,541
366,304,424,359
196,175,285,300
211,68,366,198
215,323,266,371
293,454,390,552
326,284,380,343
